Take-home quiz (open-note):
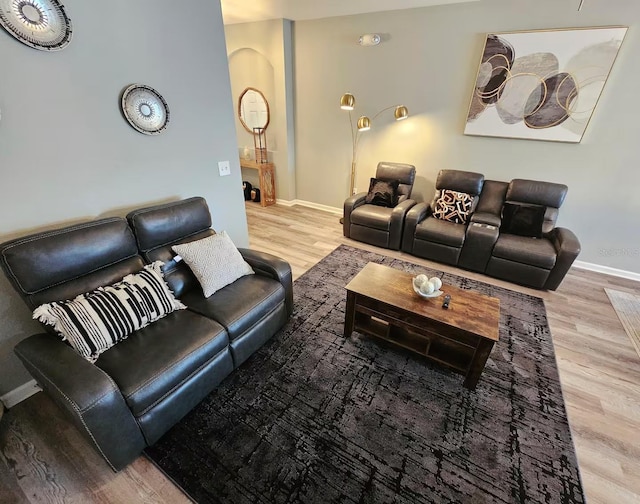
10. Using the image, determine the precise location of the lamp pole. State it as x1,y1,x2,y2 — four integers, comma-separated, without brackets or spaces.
347,109,361,197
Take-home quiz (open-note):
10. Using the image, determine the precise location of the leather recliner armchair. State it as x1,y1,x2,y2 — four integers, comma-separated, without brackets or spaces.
343,162,416,250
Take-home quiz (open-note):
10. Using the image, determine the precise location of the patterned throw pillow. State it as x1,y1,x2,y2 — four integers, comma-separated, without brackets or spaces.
365,178,400,208
432,189,474,224
33,262,186,362
171,231,254,298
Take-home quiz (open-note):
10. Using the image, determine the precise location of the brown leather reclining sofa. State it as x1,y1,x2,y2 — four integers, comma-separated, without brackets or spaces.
402,170,581,290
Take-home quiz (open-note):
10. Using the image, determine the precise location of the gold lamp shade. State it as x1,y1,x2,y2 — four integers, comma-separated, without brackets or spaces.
357,116,371,131
340,93,355,110
394,105,409,121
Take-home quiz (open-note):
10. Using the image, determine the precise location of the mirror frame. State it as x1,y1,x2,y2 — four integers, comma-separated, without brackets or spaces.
238,87,270,134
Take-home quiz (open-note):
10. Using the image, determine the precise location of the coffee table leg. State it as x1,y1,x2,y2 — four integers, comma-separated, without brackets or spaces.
344,291,356,338
463,339,495,390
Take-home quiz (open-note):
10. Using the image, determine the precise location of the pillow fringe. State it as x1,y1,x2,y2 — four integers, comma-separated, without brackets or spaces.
33,303,57,326
33,304,69,342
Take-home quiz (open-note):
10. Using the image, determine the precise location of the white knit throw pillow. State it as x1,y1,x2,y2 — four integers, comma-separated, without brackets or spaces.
172,231,254,298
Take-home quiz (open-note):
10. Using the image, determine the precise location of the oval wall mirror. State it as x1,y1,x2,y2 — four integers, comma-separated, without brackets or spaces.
238,87,270,134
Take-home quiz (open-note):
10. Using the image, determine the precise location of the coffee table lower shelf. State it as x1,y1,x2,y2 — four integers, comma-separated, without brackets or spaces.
353,312,475,376
345,294,497,390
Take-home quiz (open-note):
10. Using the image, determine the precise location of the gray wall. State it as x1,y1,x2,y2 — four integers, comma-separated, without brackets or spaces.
294,0,640,273
0,0,245,395
225,20,296,201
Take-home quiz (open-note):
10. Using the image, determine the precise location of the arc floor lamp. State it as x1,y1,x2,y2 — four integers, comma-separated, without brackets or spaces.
340,92,408,198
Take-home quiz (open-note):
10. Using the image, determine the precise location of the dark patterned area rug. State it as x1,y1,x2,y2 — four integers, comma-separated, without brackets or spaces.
145,245,584,504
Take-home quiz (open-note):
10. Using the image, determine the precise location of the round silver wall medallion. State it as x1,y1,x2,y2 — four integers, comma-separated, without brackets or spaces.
0,0,72,51
121,84,170,135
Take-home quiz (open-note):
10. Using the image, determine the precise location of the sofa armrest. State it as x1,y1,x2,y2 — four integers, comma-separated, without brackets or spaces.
389,199,417,250
402,202,431,254
470,211,502,228
343,192,368,237
14,334,146,471
239,248,293,316
544,227,581,290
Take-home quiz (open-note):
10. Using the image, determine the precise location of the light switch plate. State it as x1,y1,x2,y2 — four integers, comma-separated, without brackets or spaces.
218,160,231,176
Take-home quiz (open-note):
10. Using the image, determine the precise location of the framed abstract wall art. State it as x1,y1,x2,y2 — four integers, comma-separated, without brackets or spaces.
464,26,627,143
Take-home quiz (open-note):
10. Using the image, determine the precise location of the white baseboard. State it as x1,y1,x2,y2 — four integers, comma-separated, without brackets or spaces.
573,261,640,282
276,198,342,215
1,379,41,409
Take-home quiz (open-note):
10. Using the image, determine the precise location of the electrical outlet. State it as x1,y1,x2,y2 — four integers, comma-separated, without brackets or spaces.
353,187,358,194
218,160,231,176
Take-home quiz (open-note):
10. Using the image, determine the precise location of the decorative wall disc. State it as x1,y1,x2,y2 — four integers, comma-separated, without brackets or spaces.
121,84,170,136
0,0,72,51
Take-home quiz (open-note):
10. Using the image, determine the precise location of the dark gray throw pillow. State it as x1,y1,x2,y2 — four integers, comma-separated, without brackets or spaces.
501,202,546,238
365,178,399,208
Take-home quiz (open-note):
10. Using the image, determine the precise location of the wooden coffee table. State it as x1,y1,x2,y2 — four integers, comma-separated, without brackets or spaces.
344,262,500,390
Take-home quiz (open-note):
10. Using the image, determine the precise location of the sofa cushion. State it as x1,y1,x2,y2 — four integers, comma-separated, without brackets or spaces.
365,178,399,208
172,231,254,298
415,217,467,248
127,197,212,253
96,309,228,417
501,202,546,238
492,235,557,269
506,179,567,208
432,190,474,224
375,162,415,201
435,170,484,194
33,262,186,362
0,218,145,310
181,274,285,342
350,205,394,231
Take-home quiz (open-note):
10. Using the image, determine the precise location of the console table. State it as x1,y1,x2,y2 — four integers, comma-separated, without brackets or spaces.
240,159,276,207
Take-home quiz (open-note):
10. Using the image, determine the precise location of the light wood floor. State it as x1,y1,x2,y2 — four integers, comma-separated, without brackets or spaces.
1,203,638,504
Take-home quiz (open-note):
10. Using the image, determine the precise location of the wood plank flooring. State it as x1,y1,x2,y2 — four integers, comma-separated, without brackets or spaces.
1,202,638,504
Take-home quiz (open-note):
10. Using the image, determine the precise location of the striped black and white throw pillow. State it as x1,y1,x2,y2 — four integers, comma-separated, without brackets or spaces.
33,261,186,362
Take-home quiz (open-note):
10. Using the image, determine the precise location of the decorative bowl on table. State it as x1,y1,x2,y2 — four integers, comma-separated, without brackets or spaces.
412,274,444,299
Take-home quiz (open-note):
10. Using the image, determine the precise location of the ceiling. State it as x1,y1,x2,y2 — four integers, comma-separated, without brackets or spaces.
221,0,480,25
